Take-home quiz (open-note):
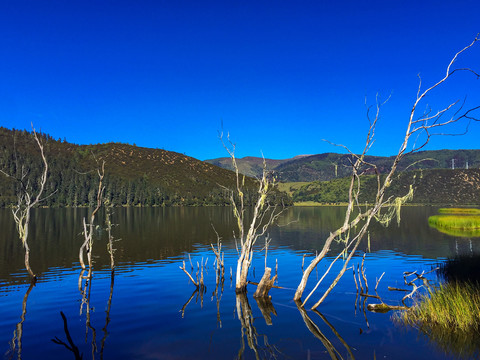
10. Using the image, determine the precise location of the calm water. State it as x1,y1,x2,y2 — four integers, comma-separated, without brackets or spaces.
1,206,478,359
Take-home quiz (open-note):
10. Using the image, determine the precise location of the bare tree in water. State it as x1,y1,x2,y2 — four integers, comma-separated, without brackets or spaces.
220,133,284,295
295,35,480,309
0,125,50,280
79,160,105,278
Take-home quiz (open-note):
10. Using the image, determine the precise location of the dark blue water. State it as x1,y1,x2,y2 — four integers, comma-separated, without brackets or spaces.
1,206,478,359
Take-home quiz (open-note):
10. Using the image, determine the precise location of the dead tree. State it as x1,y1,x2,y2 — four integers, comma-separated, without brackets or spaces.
179,259,206,292
79,160,105,277
295,35,480,309
210,224,225,278
104,200,117,270
0,126,50,280
220,133,284,294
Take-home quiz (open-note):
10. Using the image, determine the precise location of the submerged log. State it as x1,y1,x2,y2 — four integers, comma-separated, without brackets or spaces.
367,303,408,313
253,267,277,299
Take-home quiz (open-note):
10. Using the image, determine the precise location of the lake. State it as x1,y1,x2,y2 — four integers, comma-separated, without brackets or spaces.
1,206,478,359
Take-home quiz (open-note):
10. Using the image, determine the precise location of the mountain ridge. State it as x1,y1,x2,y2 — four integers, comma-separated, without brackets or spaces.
206,150,480,182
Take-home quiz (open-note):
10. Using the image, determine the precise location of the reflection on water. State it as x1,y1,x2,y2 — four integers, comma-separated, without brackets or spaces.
51,312,82,360
429,223,480,238
1,206,479,359
6,282,35,359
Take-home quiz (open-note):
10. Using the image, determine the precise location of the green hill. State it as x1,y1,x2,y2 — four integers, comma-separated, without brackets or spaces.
292,168,480,205
0,127,288,207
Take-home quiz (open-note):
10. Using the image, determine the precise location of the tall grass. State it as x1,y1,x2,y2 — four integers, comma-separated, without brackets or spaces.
397,282,480,332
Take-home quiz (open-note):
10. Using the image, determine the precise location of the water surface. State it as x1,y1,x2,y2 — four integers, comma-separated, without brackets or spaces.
1,206,478,359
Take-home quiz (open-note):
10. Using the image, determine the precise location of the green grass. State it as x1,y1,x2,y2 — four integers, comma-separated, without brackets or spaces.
438,207,480,214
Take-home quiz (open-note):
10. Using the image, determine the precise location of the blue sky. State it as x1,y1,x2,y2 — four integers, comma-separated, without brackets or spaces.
0,0,479,160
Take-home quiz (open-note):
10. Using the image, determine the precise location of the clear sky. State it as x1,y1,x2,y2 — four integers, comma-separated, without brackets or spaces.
0,0,479,160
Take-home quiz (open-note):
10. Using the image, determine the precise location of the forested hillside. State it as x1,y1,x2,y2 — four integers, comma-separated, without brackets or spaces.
292,169,480,205
0,127,288,207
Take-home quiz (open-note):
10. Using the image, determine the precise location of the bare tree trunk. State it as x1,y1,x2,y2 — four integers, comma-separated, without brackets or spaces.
253,267,277,299
24,244,35,279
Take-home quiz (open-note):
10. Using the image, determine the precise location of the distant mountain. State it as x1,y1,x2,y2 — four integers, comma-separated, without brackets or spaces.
0,127,288,207
204,155,309,178
207,150,480,182
292,168,480,205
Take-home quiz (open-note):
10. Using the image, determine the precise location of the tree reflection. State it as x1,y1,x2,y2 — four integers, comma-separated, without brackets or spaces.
7,282,35,360
235,293,280,360
51,312,83,360
76,269,98,359
295,301,355,360
254,297,277,326
53,269,116,359
180,289,203,318
100,270,115,359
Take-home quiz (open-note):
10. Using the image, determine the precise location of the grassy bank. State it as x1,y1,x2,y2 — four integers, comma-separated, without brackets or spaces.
293,201,349,206
438,207,480,214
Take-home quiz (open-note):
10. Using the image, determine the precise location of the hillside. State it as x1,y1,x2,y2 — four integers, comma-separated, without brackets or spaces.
206,150,480,182
292,168,480,205
0,127,288,207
